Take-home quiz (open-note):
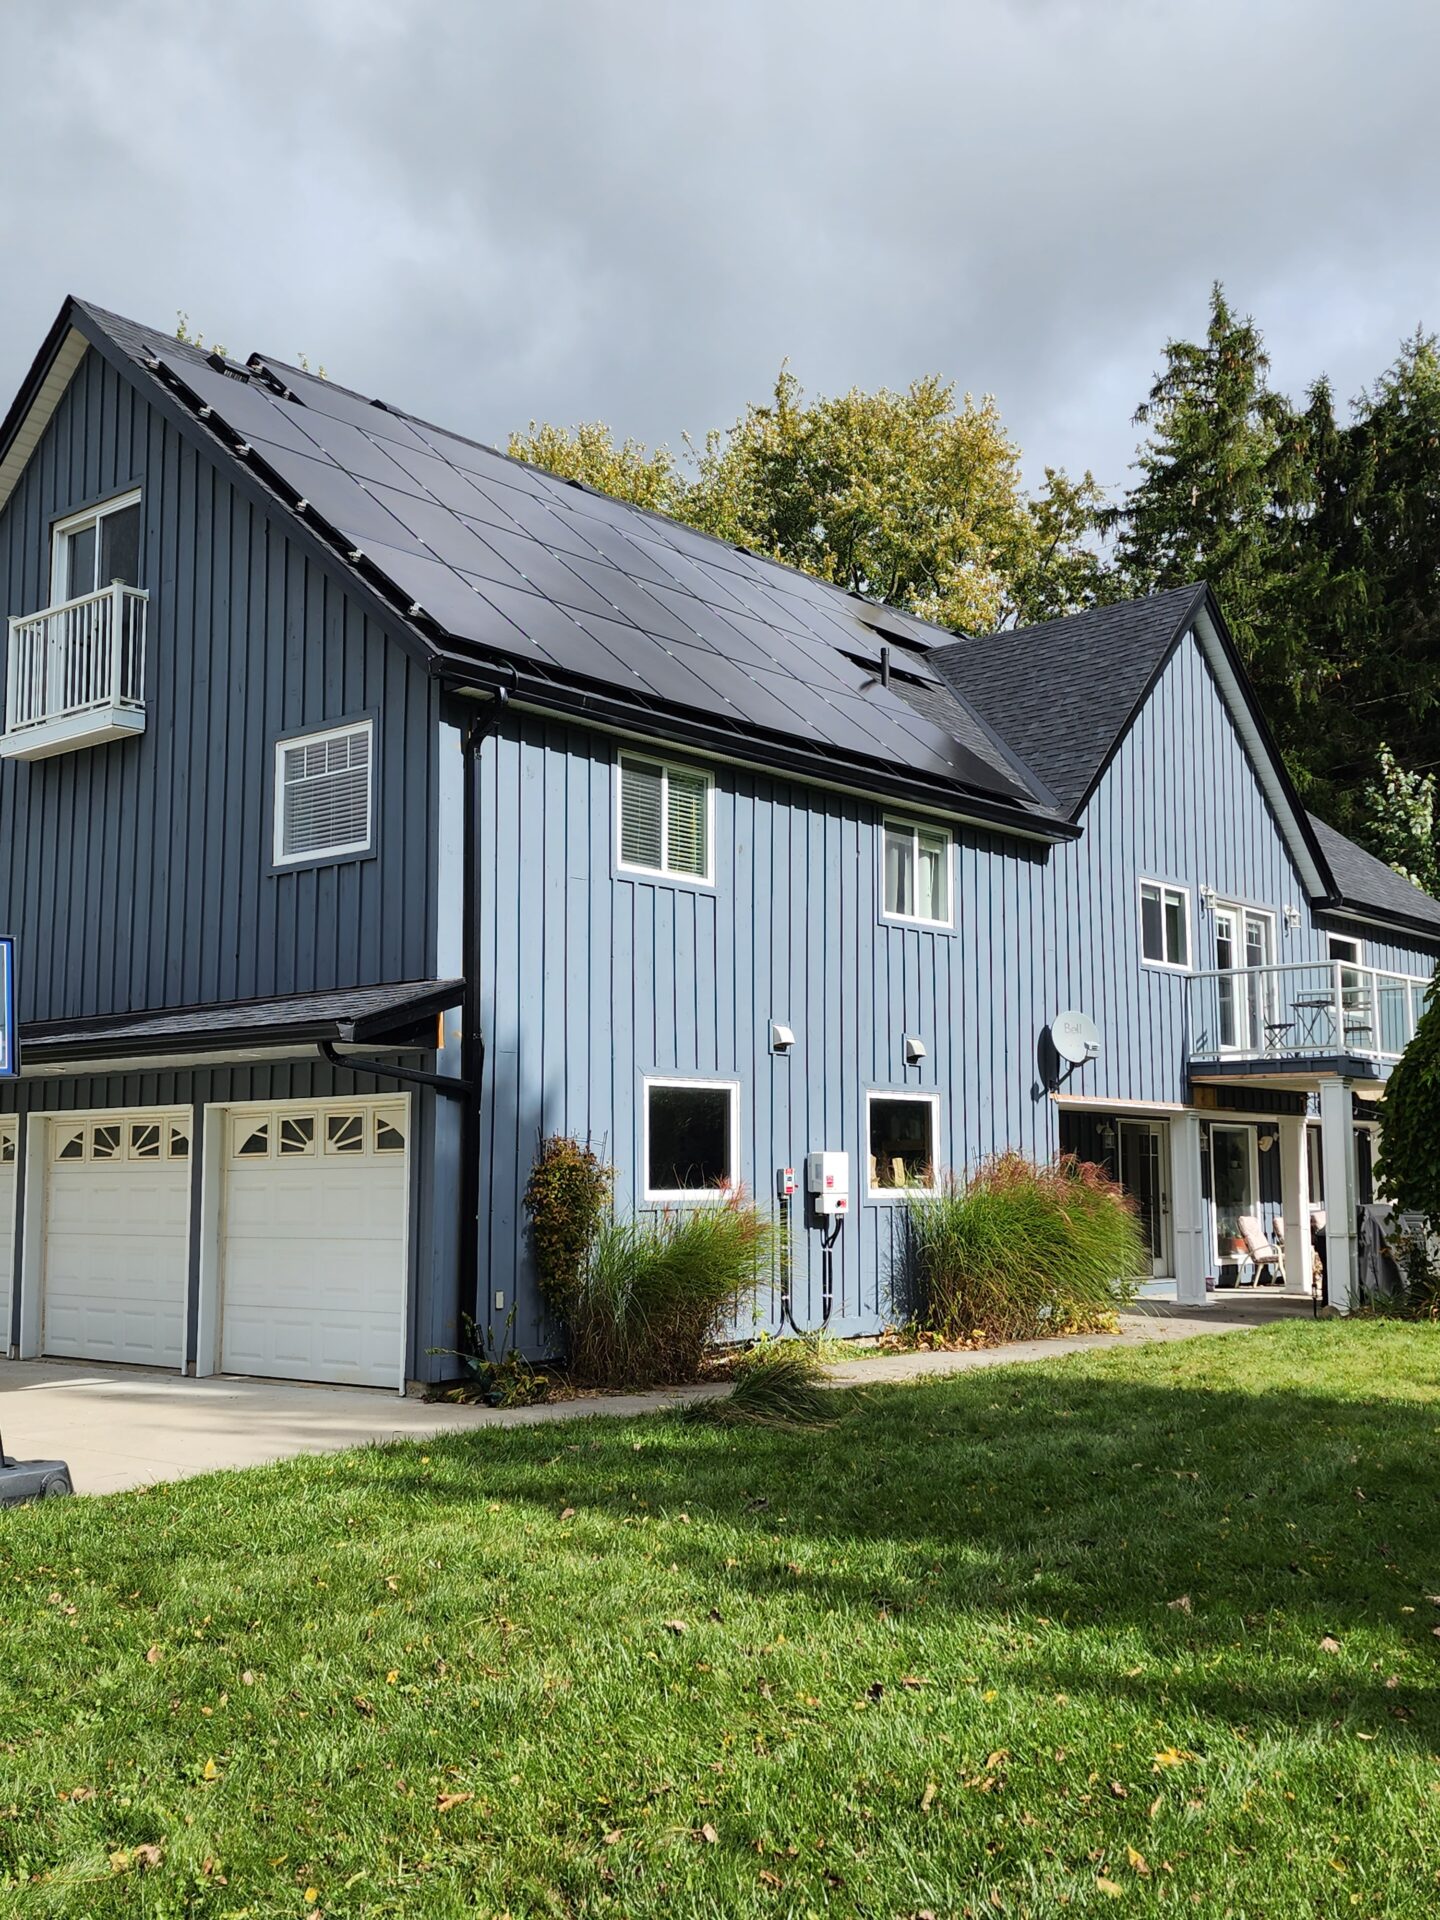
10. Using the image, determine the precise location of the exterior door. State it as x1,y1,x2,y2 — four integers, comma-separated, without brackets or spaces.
1211,1123,1258,1264
219,1098,409,1389
1119,1121,1170,1276
1215,906,1276,1050
42,1112,191,1367
0,1120,16,1354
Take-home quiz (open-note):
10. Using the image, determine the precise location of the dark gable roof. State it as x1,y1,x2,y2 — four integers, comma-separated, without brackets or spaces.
1307,813,1440,940
46,298,1067,840
927,584,1207,817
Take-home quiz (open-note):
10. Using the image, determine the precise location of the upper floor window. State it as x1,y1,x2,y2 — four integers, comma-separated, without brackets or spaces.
618,751,713,884
883,819,951,927
1139,880,1190,969
51,490,141,604
274,719,374,866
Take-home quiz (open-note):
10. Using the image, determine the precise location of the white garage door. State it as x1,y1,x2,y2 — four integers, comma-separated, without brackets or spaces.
43,1112,191,1368
220,1098,409,1389
0,1120,17,1356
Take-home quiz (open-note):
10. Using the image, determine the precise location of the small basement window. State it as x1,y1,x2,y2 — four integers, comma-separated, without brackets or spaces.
1139,881,1190,968
618,753,713,883
883,819,951,926
644,1077,738,1200
274,720,374,865
867,1092,939,1195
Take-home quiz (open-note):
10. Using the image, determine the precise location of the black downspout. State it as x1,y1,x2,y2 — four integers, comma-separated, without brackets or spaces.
457,689,509,1341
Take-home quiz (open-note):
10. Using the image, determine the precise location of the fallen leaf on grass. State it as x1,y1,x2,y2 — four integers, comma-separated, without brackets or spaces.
1097,1877,1123,1897
698,1822,719,1844
133,1844,164,1870
663,1619,688,1635
1108,1781,1128,1798
144,1646,162,1665
601,1829,623,1846
920,1782,937,1812
436,1792,472,1813
1126,1845,1150,1876
559,1507,576,1522
1319,1635,1342,1654
1151,1748,1196,1770
1167,1595,1192,1615
758,1868,783,1888
201,1759,219,1782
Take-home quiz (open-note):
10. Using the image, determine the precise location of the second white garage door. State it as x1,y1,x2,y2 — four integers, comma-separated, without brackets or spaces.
43,1112,191,1368
219,1098,409,1389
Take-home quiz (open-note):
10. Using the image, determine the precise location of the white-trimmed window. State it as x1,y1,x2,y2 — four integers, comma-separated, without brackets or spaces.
274,720,374,865
866,1091,940,1196
1139,880,1191,969
882,819,951,927
51,489,142,603
618,752,714,883
643,1076,739,1201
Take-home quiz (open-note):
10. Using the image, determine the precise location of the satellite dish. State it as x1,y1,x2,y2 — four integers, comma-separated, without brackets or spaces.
1051,1009,1100,1066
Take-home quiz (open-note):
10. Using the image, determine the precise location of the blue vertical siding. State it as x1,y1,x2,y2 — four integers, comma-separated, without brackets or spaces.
0,344,440,1023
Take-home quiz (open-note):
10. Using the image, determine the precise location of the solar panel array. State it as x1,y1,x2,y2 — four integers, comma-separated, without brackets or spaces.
153,349,1041,809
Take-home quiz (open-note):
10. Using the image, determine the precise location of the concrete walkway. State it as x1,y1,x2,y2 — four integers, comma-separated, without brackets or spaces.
1,1296,1304,1497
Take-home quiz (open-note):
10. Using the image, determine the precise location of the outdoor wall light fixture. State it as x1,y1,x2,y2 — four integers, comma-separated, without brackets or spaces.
1283,903,1302,933
1257,1128,1277,1153
1097,1120,1117,1150
1199,885,1219,914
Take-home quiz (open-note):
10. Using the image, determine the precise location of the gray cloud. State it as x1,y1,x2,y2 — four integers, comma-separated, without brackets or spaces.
2,0,1438,495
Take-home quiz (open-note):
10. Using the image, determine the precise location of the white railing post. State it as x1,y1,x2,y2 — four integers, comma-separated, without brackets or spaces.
110,581,124,703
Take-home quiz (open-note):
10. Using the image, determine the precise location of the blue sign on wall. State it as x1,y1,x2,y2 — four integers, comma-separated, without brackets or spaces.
0,938,15,1079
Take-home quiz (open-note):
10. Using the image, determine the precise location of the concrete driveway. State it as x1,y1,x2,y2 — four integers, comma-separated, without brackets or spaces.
0,1298,1294,1497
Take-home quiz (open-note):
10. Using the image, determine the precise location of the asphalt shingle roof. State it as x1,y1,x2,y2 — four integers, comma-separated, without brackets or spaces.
927,584,1206,816
1307,813,1440,938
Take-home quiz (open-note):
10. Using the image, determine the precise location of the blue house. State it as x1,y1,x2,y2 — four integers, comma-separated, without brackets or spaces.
0,298,1435,1389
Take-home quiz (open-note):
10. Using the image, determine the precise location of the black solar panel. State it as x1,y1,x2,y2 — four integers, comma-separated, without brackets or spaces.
153,349,1043,810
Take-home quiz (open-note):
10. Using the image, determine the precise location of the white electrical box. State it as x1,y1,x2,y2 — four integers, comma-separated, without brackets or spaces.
805,1150,850,1214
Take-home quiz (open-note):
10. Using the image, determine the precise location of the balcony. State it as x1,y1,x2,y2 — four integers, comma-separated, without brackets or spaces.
2,583,147,761
1187,960,1428,1073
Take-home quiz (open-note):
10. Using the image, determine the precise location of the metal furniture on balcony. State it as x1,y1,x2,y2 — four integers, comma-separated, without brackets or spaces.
1,583,147,761
1187,960,1429,1069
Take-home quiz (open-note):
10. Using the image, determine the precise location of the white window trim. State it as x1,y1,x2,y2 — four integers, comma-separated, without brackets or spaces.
880,816,954,929
1327,934,1363,965
616,750,716,888
272,718,375,867
50,487,142,605
641,1074,740,1204
865,1089,942,1201
1138,877,1192,971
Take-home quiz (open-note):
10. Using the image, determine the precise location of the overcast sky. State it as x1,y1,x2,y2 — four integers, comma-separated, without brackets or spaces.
3,0,1438,496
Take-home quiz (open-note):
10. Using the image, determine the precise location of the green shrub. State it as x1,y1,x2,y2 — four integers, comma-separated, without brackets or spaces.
569,1194,772,1387
684,1337,837,1429
905,1151,1143,1342
1378,974,1440,1231
523,1135,613,1321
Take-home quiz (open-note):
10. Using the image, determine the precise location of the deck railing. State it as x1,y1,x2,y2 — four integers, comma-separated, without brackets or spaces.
1187,960,1430,1065
5,583,147,735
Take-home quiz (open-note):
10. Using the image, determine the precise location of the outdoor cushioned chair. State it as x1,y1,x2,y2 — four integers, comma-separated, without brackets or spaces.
1237,1213,1284,1287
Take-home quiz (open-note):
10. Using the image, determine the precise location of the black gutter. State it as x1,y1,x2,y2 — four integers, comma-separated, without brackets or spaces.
317,1038,470,1098
429,655,1079,843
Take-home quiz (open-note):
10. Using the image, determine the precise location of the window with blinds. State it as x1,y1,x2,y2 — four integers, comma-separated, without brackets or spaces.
618,752,713,882
274,721,374,864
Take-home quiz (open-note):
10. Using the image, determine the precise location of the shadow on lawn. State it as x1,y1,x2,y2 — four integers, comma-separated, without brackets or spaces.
356,1352,1440,1743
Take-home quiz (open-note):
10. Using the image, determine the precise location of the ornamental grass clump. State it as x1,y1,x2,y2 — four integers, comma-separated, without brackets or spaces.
684,1336,837,1430
906,1151,1143,1342
569,1192,773,1387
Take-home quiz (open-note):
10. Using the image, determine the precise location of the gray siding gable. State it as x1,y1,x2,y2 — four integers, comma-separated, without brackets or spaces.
0,338,439,1023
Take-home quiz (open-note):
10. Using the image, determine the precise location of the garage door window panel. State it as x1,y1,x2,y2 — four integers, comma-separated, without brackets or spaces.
325,1112,364,1154
280,1115,315,1156
235,1119,271,1159
375,1114,406,1153
130,1122,161,1159
0,1129,14,1164
54,1125,85,1162
168,1122,190,1161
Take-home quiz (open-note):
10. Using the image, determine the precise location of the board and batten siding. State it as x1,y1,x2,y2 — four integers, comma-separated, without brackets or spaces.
472,711,1058,1346
0,342,439,1023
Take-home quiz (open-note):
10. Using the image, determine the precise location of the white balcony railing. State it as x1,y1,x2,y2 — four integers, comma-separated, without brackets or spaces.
2,583,147,760
1188,960,1430,1066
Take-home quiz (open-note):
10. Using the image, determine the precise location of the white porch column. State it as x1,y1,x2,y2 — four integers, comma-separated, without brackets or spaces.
1170,1111,1208,1304
1318,1077,1359,1312
1278,1114,1310,1296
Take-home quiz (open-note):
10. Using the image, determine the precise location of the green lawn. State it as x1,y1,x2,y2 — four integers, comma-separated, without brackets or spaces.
3,1324,1439,1919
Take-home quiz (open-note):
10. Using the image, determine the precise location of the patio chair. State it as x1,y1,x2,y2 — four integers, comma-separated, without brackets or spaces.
1236,1213,1285,1287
